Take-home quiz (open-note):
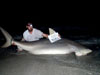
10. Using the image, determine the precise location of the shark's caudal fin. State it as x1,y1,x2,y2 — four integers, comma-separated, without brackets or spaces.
49,28,56,35
0,27,13,48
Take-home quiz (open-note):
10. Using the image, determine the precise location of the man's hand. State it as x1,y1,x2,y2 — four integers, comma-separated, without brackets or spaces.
12,42,15,45
58,34,61,38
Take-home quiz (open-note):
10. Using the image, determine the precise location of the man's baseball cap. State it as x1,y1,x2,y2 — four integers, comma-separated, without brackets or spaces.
26,23,33,27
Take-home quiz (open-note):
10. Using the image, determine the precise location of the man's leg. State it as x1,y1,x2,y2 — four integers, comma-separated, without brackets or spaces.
16,38,25,52
17,46,23,52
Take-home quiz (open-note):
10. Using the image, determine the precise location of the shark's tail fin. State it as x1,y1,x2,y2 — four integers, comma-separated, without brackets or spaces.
49,28,56,35
0,27,13,48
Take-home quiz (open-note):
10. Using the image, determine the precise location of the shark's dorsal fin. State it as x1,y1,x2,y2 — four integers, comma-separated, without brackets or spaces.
49,28,56,35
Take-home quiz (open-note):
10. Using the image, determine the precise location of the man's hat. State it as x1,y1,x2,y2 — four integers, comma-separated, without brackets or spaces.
26,23,33,27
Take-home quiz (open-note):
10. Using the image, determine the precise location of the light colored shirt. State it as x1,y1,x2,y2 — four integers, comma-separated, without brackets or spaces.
23,28,43,41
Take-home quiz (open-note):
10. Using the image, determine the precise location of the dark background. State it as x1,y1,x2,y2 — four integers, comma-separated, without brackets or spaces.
0,1,99,37
0,14,99,35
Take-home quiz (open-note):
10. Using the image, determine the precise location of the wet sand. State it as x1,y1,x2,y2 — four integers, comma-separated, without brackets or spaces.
0,50,100,75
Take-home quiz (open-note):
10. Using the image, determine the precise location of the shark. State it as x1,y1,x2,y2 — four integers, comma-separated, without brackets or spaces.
0,27,92,56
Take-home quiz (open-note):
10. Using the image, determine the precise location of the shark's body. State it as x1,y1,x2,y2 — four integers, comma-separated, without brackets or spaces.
0,27,92,56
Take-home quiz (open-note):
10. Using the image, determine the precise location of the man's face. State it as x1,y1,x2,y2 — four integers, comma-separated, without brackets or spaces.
26,26,33,32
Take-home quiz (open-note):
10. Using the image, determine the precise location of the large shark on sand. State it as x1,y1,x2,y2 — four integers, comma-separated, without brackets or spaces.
0,27,92,56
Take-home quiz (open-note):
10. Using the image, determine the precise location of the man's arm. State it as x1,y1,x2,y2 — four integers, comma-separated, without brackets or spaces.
42,33,48,38
42,33,61,38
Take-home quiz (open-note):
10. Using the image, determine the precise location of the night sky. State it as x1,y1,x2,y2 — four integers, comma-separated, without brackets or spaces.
0,1,99,36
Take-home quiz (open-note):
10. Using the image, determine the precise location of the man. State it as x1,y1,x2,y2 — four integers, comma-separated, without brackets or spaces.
22,22,48,41
17,22,48,51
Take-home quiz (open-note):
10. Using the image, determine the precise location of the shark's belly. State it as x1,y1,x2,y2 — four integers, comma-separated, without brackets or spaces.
28,48,73,55
27,44,76,55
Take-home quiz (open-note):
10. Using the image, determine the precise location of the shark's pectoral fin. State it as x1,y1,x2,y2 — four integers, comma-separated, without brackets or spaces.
75,49,92,56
